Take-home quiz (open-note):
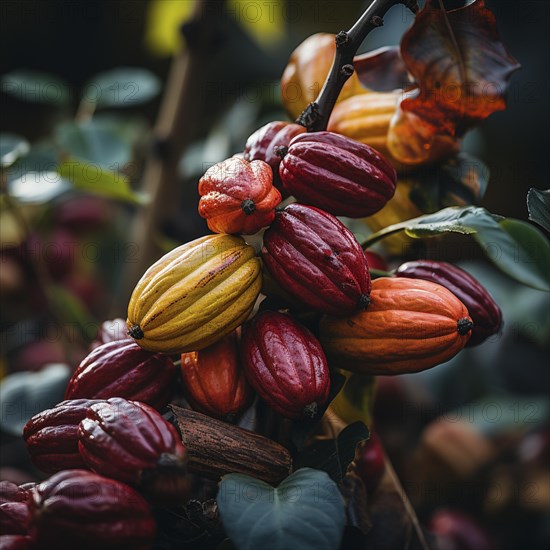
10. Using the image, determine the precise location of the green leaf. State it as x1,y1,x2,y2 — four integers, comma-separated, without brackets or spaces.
83,67,161,108
1,70,72,105
217,468,345,550
474,218,550,292
527,188,550,233
0,133,30,167
294,422,370,484
58,159,148,205
55,121,131,168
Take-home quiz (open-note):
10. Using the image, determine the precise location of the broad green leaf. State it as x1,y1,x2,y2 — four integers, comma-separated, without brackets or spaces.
83,67,161,108
217,468,345,550
58,159,148,205
294,422,370,484
8,171,71,204
0,133,30,167
527,188,550,233
55,121,131,168
474,218,550,292
1,70,72,105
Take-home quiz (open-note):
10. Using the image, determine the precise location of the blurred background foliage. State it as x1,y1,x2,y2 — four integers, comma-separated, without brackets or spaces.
0,1,549,549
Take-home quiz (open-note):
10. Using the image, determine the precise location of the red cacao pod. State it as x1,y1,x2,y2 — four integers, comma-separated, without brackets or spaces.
0,535,31,550
180,330,253,421
0,482,30,536
395,260,502,346
23,399,103,474
65,340,176,410
77,398,187,504
243,121,306,192
261,203,371,316
364,250,389,272
240,310,330,418
353,431,385,492
198,157,281,235
29,470,155,550
279,131,396,218
89,317,130,350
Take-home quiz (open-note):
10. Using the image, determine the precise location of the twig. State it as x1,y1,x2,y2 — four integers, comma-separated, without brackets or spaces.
297,0,418,132
120,0,223,309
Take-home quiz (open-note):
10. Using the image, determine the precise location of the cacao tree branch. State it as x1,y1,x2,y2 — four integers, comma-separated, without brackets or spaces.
297,0,418,131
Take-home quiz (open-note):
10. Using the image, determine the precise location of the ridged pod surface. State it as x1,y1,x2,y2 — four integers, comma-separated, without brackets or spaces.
77,398,187,504
127,234,262,353
240,311,330,418
198,157,281,235
243,121,306,191
279,132,396,218
180,330,252,421
64,340,175,410
319,277,473,374
29,470,155,550
262,204,371,316
23,399,103,473
0,482,30,536
395,260,502,346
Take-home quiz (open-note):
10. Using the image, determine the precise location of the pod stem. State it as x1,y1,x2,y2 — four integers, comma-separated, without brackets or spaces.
457,317,474,335
128,324,144,340
296,0,419,132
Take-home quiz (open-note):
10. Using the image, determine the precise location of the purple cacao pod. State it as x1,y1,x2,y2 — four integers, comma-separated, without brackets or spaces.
395,260,502,346
89,318,131,350
0,482,30,536
241,310,330,418
23,399,103,474
29,470,156,550
78,398,188,504
279,131,396,217
261,203,371,316
65,340,176,410
243,121,306,192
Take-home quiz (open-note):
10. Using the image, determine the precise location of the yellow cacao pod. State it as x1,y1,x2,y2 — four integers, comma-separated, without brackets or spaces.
362,179,422,256
328,92,400,162
127,234,262,353
281,33,367,120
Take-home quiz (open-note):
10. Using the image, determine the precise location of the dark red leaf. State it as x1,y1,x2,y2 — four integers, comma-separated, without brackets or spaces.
353,46,412,92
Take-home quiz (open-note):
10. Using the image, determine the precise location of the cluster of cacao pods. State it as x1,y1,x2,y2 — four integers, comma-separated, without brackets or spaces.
11,31,503,550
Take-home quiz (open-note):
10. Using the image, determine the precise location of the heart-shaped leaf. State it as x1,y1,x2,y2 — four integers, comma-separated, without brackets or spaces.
353,46,411,92
217,468,345,550
399,0,520,137
294,422,370,484
527,188,550,233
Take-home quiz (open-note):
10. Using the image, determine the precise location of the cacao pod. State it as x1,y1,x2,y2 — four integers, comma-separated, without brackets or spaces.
29,470,155,550
243,121,306,192
262,204,371,316
240,310,330,418
0,482,29,536
23,399,103,473
180,330,252,421
279,131,396,218
395,260,502,346
352,431,385,492
0,535,31,550
64,340,175,410
281,33,366,120
198,157,281,235
364,250,389,272
127,234,262,353
327,92,400,164
77,398,188,504
319,277,473,374
89,317,130,350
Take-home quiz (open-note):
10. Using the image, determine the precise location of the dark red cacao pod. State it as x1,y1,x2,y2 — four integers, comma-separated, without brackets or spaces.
0,535,31,550
23,399,103,474
240,310,330,418
395,260,502,346
353,431,385,492
180,330,253,421
261,203,371,316
77,398,188,504
279,131,396,217
29,470,156,550
89,317,131,350
364,250,389,272
0,482,30,536
65,340,176,410
243,121,306,192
